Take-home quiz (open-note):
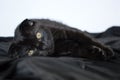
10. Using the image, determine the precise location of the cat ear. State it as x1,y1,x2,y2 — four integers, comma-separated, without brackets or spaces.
22,19,34,27
19,19,34,31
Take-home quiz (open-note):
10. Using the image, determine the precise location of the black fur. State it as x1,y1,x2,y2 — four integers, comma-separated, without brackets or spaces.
8,19,115,60
9,20,54,58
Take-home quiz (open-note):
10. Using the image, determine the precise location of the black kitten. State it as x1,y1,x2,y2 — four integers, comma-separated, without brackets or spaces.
9,21,54,58
8,19,115,60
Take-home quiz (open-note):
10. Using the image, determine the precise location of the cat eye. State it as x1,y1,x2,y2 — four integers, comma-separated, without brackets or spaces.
28,50,34,56
36,32,42,39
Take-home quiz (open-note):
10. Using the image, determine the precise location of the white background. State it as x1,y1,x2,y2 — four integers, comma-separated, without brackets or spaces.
0,0,120,36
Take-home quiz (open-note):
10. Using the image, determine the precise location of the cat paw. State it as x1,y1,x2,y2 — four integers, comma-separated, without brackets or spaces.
92,45,115,60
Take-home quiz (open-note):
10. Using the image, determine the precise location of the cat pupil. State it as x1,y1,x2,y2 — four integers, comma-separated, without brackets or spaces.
36,32,42,39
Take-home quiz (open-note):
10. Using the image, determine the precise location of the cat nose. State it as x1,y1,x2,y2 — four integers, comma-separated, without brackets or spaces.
38,51,49,56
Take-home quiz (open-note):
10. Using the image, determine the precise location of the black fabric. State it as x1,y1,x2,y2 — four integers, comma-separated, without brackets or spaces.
0,27,120,80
